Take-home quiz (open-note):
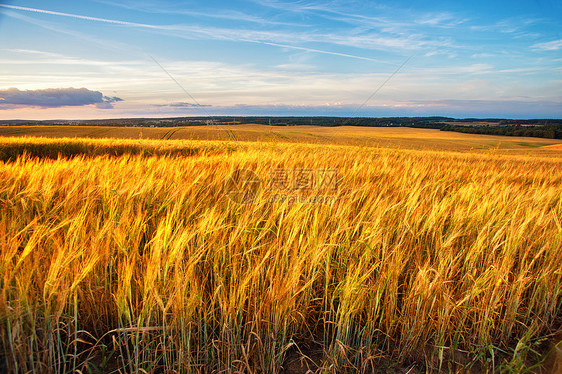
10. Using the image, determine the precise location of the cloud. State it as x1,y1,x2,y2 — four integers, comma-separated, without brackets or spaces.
0,88,123,109
154,102,212,108
97,95,124,109
252,1,468,31
168,102,211,108
143,99,561,118
0,4,426,61
469,18,540,34
93,0,302,27
1,10,148,58
532,39,562,51
390,99,562,117
471,53,493,58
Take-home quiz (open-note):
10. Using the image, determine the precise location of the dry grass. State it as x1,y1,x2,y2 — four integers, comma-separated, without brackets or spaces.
0,135,561,373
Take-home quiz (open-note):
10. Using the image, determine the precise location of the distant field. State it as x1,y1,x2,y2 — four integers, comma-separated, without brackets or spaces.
1,124,562,155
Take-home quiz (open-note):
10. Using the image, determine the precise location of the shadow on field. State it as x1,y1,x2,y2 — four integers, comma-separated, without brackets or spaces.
535,332,562,374
0,141,226,161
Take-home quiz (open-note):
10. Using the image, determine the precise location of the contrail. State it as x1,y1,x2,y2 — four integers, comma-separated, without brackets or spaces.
320,54,413,144
347,54,413,117
0,4,384,63
0,4,162,29
148,55,212,117
255,41,383,63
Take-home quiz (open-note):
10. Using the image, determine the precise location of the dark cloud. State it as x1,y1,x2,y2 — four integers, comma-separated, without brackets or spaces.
97,95,124,109
0,87,123,109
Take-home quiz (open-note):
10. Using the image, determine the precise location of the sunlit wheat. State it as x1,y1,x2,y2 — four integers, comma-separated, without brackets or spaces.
0,136,560,372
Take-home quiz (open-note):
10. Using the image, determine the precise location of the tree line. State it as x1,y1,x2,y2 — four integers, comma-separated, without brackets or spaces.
440,123,562,139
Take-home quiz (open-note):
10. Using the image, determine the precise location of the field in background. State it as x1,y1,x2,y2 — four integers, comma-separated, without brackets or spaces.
0,130,561,373
2,124,562,155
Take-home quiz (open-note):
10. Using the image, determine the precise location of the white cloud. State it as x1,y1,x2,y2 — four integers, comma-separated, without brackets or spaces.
93,0,302,27
532,40,562,51
471,53,492,58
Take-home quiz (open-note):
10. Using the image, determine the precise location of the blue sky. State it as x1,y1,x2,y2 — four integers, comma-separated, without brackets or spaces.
0,0,560,119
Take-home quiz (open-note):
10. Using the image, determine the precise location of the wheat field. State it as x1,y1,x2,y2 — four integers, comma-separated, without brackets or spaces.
2,125,562,155
0,134,561,373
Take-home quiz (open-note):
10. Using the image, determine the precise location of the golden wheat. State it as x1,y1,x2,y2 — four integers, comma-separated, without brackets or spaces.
0,136,560,372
